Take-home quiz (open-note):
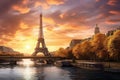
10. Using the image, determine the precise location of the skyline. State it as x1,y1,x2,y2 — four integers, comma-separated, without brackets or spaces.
0,0,120,55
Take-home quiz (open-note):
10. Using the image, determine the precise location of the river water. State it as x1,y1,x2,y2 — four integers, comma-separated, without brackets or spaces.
0,59,119,80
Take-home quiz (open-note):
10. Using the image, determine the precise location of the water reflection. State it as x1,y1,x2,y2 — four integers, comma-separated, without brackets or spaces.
9,59,72,80
19,59,71,80
21,59,34,67
0,59,119,80
22,59,35,80
38,66,71,80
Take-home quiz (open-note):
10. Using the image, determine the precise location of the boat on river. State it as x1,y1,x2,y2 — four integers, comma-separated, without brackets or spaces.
54,60,73,67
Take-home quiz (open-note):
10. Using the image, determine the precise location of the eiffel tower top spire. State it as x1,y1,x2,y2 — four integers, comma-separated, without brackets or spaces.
39,13,43,38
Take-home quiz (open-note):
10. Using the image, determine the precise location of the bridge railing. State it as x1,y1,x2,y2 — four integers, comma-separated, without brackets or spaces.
0,56,70,60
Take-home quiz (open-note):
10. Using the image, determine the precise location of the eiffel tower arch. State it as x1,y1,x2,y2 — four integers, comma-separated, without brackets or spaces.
32,14,51,56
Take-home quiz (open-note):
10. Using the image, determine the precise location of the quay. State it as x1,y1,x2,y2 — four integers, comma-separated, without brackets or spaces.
71,60,120,73
54,60,120,73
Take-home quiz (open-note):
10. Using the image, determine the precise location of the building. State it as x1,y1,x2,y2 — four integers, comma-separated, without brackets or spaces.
0,46,14,54
106,30,115,36
83,37,92,41
94,24,100,34
69,39,83,48
106,26,120,36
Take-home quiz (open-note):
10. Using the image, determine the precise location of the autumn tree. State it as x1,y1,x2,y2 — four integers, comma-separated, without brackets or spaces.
72,40,95,59
72,43,82,59
79,40,94,59
55,47,69,58
103,36,112,60
107,30,120,61
96,49,109,60
66,47,74,58
91,33,107,60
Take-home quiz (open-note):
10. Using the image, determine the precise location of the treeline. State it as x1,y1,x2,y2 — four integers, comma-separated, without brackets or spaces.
0,46,24,56
0,51,24,56
54,30,120,61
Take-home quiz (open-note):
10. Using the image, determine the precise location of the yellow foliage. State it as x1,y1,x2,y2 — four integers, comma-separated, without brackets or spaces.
55,30,120,60
80,40,92,54
107,30,120,60
72,40,95,59
92,33,106,52
113,30,120,35
72,43,82,58
96,49,108,59
104,36,111,50
55,48,68,57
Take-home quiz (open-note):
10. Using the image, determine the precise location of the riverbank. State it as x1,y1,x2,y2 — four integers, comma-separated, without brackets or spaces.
73,60,120,73
0,59,120,80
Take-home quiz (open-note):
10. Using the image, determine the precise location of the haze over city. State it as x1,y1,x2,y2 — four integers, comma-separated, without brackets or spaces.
0,0,120,54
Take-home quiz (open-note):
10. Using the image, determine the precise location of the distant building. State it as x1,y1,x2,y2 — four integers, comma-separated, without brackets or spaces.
69,39,83,48
94,24,100,34
106,30,115,36
0,46,14,54
0,46,23,56
83,37,92,41
106,26,120,36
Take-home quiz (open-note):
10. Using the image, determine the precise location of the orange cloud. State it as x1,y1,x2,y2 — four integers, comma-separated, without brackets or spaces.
64,25,93,39
59,13,64,18
34,0,66,9
12,5,30,14
43,17,55,24
45,23,92,39
43,27,71,51
12,0,30,14
105,19,120,24
22,0,29,5
20,22,29,29
46,0,66,5
107,0,117,6
56,23,89,32
34,1,49,9
109,11,120,15
95,0,100,2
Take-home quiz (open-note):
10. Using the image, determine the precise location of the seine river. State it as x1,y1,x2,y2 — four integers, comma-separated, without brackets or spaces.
0,59,119,80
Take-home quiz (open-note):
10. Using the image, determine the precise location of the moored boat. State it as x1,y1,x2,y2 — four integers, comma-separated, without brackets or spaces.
54,60,73,67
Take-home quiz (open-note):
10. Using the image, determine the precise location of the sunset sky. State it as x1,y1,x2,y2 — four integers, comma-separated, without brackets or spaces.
0,0,120,55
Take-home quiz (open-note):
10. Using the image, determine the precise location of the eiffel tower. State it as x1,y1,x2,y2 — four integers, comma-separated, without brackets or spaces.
32,13,50,56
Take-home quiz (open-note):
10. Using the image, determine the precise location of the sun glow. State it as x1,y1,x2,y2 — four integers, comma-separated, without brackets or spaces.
22,59,34,67
20,59,36,80
25,45,31,49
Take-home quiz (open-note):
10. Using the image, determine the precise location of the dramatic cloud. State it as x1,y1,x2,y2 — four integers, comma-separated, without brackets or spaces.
0,0,22,15
107,0,118,6
0,0,120,54
109,11,120,15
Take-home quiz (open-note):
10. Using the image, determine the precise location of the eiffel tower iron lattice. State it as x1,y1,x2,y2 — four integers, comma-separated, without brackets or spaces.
32,14,51,56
